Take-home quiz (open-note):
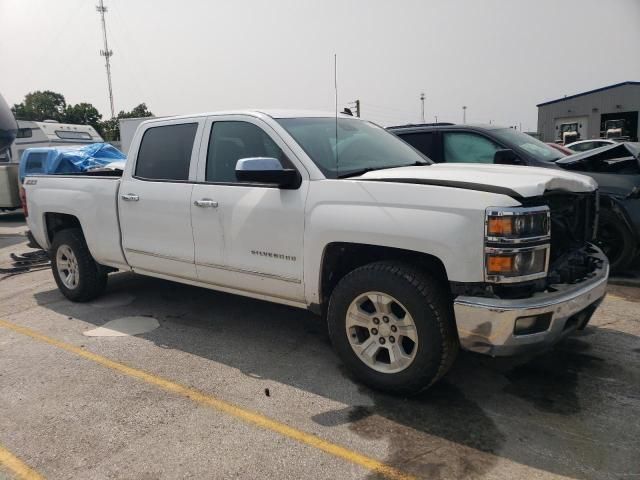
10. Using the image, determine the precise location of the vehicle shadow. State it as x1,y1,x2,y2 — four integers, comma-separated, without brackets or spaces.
34,272,640,480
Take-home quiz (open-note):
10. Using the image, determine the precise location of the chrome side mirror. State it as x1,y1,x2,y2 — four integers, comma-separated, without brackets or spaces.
235,157,300,189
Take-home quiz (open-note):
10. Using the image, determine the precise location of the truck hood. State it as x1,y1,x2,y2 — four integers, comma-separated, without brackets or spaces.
357,163,597,198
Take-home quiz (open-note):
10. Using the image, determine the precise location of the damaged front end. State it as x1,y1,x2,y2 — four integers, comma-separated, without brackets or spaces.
452,189,609,356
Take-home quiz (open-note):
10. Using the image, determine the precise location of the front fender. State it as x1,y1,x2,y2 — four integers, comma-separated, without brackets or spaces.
302,180,519,304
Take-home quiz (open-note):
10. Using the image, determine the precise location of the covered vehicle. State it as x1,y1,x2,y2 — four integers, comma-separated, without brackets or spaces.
19,143,126,183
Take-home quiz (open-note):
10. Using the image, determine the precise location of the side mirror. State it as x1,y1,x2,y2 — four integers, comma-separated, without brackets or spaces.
493,149,523,165
235,157,301,189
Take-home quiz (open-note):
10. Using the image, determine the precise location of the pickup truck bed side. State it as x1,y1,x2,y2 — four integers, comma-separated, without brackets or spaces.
27,176,127,269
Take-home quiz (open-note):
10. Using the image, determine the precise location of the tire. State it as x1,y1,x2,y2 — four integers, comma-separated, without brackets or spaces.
50,228,108,302
327,261,458,395
596,209,636,273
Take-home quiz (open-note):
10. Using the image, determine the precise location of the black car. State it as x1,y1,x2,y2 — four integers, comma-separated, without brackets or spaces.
388,123,640,272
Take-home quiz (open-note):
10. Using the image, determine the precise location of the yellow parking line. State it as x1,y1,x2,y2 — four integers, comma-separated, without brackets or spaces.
0,319,415,480
0,444,44,480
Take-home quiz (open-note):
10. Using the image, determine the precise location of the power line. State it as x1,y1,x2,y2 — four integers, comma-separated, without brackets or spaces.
97,0,115,118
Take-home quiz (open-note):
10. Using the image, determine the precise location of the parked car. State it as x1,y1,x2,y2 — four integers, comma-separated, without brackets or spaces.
389,123,639,272
566,139,617,152
24,111,608,394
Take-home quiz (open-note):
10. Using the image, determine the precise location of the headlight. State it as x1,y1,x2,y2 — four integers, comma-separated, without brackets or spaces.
485,206,550,283
486,207,550,242
485,246,548,281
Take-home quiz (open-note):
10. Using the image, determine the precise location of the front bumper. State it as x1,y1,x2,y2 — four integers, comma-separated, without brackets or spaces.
454,245,609,356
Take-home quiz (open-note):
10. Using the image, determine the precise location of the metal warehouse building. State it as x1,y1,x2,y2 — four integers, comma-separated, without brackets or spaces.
537,81,640,143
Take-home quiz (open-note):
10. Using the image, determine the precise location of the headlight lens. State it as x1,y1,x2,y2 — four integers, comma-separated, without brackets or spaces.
486,248,547,278
486,209,550,241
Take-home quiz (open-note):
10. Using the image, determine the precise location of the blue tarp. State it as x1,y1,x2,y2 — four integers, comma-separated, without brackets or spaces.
19,143,126,183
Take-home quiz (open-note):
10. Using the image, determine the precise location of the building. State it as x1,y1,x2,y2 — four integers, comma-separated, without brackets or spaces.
537,81,640,143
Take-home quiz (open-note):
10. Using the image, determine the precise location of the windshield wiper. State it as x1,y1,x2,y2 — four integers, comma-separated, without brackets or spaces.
337,161,428,179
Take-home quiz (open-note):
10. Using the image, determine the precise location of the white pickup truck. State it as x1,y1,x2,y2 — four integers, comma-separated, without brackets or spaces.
25,110,609,394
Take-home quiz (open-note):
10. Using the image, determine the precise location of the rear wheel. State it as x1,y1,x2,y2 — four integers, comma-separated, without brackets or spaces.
51,229,108,302
327,261,458,395
597,209,636,273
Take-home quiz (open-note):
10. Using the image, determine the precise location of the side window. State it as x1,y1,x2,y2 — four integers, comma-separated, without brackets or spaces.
206,121,289,183
571,142,591,152
398,132,437,159
443,132,501,163
135,123,197,181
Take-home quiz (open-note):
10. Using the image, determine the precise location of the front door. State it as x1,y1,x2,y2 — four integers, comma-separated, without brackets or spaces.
119,120,203,279
191,116,307,302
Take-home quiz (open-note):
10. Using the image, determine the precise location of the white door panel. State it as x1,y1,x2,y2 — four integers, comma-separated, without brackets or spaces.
119,179,197,278
119,118,204,279
195,184,306,301
192,115,307,301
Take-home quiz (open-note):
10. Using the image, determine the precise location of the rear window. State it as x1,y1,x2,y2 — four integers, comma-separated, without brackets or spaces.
24,152,48,174
397,132,438,159
135,123,197,181
16,128,33,138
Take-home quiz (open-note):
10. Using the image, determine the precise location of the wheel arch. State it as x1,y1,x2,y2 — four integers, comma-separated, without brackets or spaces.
44,212,83,245
317,242,450,313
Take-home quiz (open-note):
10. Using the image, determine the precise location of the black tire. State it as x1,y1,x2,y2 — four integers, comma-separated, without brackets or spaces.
596,208,636,273
327,261,458,395
50,228,108,302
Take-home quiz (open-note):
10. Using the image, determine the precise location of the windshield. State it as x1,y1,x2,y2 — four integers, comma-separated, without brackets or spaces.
492,128,564,162
276,117,431,178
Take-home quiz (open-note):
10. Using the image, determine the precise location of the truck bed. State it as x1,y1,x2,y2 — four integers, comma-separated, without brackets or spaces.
25,175,128,269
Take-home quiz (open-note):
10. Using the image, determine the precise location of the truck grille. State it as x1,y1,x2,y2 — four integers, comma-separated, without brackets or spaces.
544,191,597,263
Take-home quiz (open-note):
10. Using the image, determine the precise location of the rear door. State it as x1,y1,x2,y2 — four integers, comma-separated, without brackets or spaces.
119,118,204,279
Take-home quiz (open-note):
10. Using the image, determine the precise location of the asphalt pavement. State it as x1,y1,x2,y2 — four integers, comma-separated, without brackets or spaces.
1,212,639,480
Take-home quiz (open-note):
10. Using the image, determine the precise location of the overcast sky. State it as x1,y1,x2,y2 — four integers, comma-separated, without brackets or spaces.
1,0,639,131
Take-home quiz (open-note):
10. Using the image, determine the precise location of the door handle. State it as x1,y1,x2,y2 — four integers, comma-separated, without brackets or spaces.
121,194,139,202
194,199,218,208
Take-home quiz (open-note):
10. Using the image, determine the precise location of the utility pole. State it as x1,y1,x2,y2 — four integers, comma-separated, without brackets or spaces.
97,0,115,119
462,106,467,124
434,115,438,123
420,92,425,123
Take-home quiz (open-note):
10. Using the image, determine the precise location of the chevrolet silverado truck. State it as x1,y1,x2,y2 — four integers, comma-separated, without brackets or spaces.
24,111,609,394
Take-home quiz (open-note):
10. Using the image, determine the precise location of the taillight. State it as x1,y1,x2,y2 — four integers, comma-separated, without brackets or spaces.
19,184,28,217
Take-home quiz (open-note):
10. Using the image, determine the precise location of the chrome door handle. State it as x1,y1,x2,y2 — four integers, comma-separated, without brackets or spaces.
194,199,218,208
121,194,139,201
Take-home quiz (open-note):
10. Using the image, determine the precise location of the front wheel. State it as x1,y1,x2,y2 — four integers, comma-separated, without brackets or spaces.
327,261,458,395
51,228,108,302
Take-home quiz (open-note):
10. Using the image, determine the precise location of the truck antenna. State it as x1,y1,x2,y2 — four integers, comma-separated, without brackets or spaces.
334,53,339,175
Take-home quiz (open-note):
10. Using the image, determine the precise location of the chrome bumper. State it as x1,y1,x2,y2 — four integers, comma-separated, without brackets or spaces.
454,246,609,356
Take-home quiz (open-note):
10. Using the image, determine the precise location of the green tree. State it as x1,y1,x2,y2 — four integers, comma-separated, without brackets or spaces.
64,103,103,133
101,103,154,141
12,90,67,121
